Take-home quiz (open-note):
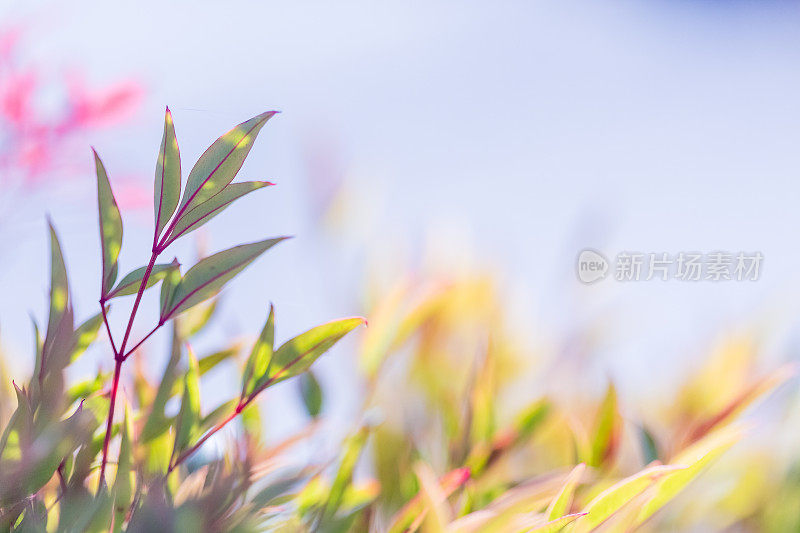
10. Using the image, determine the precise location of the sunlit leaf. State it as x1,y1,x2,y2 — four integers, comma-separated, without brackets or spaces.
635,425,743,526
319,425,370,525
166,181,273,245
94,150,123,297
69,312,104,363
172,346,201,461
154,106,181,240
588,383,622,468
198,345,240,375
241,304,274,398
106,260,180,299
572,464,685,533
177,111,277,215
387,467,470,533
546,463,585,520
161,238,287,320
253,317,366,394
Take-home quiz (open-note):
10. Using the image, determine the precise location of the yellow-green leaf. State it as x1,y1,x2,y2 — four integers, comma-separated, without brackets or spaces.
241,304,274,398
154,106,181,239
635,425,743,526
95,150,123,297
257,317,366,393
572,464,685,533
588,383,622,468
172,347,201,461
166,181,273,245
546,463,585,520
162,238,287,320
106,260,180,299
177,111,277,215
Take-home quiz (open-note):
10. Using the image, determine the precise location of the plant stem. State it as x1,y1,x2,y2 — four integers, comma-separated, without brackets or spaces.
168,405,242,473
122,321,163,361
97,251,159,490
100,303,117,355
168,349,312,472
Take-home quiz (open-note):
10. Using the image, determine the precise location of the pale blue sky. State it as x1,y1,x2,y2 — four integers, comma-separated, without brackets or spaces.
2,1,800,440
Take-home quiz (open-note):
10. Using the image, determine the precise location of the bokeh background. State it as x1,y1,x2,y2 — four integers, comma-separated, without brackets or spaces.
2,2,800,528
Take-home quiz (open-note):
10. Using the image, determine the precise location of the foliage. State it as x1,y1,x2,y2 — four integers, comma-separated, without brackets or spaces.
0,108,794,532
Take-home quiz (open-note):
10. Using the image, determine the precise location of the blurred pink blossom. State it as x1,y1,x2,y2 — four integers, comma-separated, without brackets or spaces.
0,27,144,191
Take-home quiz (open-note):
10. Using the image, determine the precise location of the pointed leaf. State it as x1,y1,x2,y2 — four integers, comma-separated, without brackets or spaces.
159,263,182,318
320,425,371,524
172,347,201,461
177,111,277,215
162,238,287,320
241,304,274,398
198,345,240,375
573,464,685,533
166,181,273,245
636,425,743,526
70,312,104,363
256,317,366,393
44,222,71,355
95,150,123,297
546,463,585,520
588,383,622,468
154,106,181,239
107,260,180,299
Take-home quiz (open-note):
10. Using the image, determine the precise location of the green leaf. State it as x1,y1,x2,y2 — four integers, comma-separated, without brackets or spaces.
635,425,742,526
166,181,273,245
70,312,104,363
588,383,622,468
177,111,278,215
300,370,323,418
172,346,201,461
106,260,180,299
198,345,240,375
43,222,72,358
639,425,660,464
161,238,287,320
319,425,370,524
572,464,685,533
159,263,182,318
241,304,275,398
154,106,181,239
176,298,218,338
94,150,123,297
261,317,366,390
141,328,182,444
200,399,237,434
546,463,585,520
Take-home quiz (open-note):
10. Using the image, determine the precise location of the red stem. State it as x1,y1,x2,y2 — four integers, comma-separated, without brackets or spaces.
122,321,163,361
100,303,118,355
97,251,159,490
168,345,314,473
169,405,241,473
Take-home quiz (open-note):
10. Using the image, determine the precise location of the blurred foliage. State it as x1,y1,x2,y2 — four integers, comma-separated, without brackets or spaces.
0,107,796,532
